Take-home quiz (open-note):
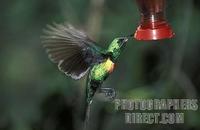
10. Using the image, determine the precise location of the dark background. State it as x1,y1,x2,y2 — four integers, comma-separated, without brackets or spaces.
0,0,200,130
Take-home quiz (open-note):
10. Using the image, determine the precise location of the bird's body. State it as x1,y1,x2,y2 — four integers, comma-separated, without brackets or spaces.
86,58,115,103
91,58,115,81
42,23,129,129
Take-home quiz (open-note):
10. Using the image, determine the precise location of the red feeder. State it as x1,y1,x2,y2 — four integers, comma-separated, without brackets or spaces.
134,0,175,41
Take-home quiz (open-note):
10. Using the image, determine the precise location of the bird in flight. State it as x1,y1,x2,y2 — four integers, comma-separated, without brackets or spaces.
42,23,130,129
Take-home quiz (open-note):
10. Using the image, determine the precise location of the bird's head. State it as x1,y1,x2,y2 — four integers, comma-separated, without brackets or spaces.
107,37,129,61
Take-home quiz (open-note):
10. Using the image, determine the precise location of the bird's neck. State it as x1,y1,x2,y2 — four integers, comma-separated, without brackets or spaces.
102,50,118,63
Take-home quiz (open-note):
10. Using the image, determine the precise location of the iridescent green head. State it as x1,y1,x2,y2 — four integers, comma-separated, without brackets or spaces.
107,37,128,61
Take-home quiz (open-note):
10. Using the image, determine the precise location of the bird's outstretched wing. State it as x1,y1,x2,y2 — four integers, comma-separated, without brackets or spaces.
42,23,105,80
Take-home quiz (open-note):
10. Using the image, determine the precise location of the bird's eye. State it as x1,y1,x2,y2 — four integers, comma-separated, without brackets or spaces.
117,39,124,43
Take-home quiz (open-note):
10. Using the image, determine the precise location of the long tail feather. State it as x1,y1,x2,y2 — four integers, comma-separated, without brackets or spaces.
83,101,91,130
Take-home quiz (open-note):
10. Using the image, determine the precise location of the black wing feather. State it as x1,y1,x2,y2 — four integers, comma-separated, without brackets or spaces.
42,23,105,79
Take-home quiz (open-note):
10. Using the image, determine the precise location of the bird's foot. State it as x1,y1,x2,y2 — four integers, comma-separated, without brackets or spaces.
98,88,116,101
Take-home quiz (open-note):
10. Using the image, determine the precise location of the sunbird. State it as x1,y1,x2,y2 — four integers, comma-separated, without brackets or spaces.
42,23,130,128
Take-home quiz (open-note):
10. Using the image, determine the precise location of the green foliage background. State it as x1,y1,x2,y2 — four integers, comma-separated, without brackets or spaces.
0,0,200,130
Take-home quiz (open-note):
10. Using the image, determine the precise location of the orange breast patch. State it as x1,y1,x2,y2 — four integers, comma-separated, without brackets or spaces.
104,58,115,73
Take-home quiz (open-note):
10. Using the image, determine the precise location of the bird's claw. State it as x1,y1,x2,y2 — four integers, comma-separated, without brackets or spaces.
98,88,116,101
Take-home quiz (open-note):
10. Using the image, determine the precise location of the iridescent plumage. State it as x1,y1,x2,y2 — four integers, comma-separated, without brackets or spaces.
42,23,129,129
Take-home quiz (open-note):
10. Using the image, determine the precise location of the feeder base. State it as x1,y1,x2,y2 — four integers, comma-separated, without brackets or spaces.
134,21,174,41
